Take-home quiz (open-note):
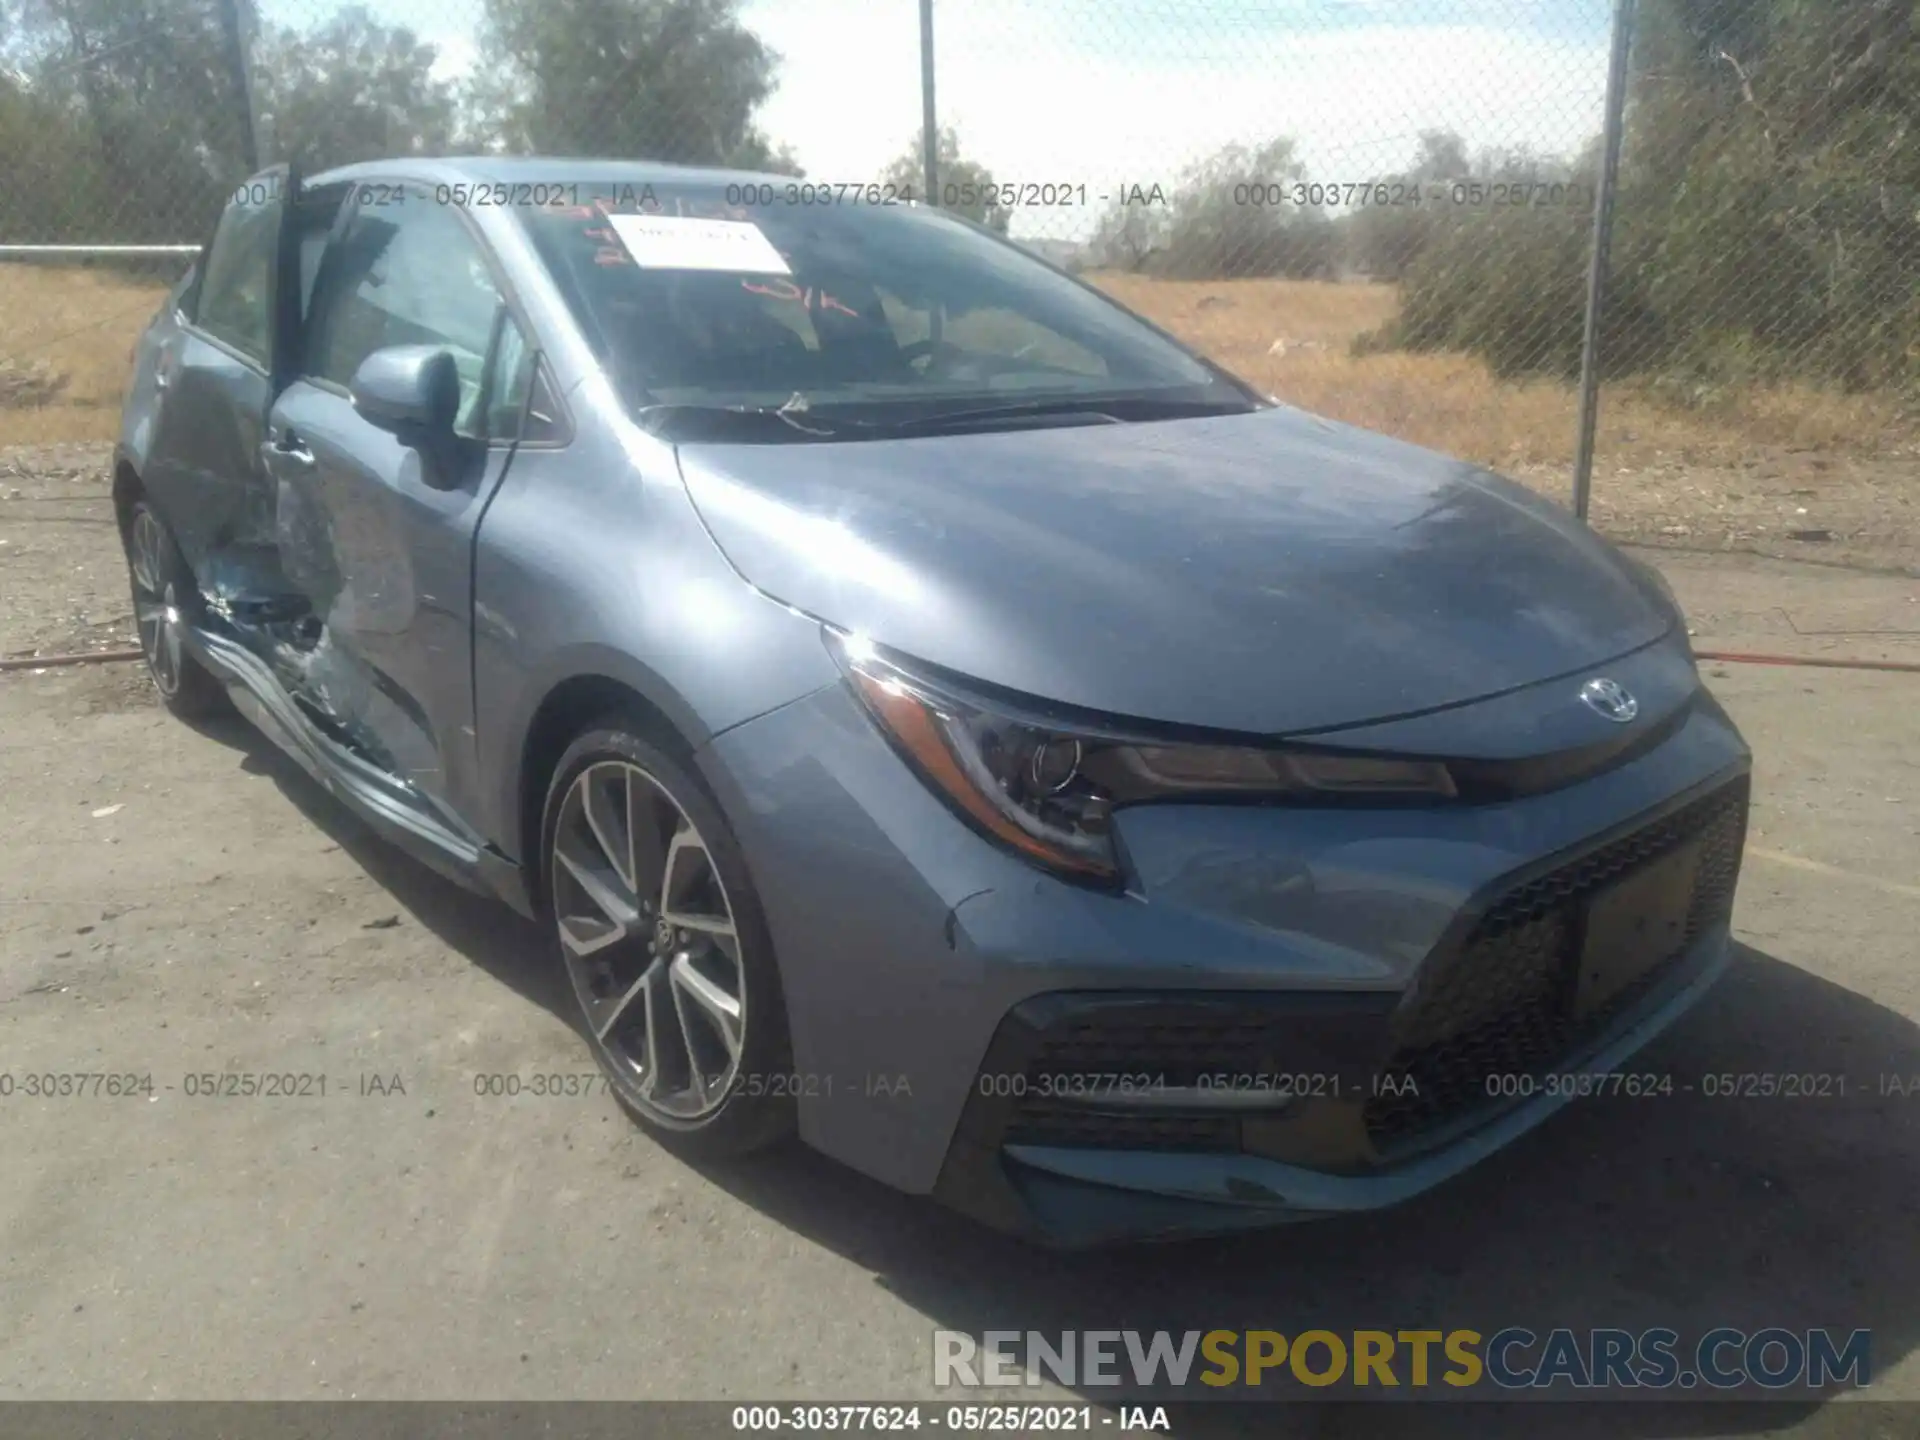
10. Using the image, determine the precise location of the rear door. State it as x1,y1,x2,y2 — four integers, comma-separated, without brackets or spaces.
263,185,547,813
141,165,306,573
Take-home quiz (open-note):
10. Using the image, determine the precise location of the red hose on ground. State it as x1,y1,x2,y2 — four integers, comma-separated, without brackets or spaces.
1694,649,1920,675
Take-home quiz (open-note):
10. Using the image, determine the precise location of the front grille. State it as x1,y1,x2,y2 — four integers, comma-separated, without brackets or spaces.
1363,777,1749,1148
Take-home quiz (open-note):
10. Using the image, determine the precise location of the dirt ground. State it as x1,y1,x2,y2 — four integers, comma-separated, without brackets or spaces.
0,442,134,663
1,436,1919,1430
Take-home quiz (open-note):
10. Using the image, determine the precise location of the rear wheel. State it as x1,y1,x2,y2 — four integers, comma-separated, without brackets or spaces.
125,501,228,720
540,723,794,1156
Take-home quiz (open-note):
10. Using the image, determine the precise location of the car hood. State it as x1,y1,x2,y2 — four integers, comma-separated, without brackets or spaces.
674,406,1671,735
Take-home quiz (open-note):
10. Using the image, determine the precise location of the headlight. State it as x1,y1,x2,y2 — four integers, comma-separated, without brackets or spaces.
828,631,1456,885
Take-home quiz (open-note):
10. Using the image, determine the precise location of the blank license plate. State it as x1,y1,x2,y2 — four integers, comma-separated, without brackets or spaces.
1575,844,1701,1018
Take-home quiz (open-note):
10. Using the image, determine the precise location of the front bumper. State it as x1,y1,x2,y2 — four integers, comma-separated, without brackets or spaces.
936,922,1734,1246
699,673,1751,1244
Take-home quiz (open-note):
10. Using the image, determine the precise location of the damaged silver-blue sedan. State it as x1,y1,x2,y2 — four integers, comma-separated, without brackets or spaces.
115,157,1750,1244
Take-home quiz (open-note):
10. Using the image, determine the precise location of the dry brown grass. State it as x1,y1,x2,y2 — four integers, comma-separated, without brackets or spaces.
1092,272,1915,475
0,264,171,444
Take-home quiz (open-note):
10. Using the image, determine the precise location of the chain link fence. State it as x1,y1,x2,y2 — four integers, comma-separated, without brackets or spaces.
1583,0,1918,562
0,0,1912,565
924,0,1627,511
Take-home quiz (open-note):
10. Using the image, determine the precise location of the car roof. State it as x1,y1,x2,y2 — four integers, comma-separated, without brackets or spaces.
304,155,794,192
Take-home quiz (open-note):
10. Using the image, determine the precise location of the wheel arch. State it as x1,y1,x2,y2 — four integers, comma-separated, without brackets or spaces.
514,670,698,914
111,454,145,542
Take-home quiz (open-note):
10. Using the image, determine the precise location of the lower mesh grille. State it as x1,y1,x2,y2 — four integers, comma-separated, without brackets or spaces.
999,1008,1315,1151
1363,777,1749,1147
1005,1101,1238,1152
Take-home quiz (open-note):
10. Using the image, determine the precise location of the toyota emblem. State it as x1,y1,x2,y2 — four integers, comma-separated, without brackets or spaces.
1579,677,1638,723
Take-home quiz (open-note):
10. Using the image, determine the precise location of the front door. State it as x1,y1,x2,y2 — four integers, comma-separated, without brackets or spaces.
263,187,533,819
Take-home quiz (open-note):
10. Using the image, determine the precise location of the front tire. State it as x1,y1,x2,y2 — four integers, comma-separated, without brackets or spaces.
540,722,794,1157
124,500,228,720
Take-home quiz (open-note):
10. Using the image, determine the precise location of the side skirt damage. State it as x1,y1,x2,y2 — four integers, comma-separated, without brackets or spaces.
183,618,532,919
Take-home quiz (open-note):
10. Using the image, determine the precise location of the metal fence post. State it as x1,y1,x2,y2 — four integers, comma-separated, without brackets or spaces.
919,0,939,206
1571,0,1637,522
215,0,261,173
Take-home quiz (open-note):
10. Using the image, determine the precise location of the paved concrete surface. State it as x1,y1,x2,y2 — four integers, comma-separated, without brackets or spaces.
0,549,1916,1436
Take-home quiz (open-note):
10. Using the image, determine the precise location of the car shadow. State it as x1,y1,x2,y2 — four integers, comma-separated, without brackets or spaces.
196,710,569,1019
703,944,1916,1438
201,713,1914,1437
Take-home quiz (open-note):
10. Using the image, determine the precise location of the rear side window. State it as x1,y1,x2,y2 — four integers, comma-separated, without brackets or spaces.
195,193,280,365
299,227,329,313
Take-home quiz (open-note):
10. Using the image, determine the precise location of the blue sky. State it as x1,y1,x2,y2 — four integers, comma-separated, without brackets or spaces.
259,0,1614,239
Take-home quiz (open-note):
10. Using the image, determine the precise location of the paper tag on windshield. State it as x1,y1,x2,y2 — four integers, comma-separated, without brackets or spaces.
606,213,791,274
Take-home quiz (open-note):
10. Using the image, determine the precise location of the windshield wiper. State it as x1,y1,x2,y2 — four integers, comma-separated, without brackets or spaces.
634,392,1258,443
875,394,1254,437
633,398,875,441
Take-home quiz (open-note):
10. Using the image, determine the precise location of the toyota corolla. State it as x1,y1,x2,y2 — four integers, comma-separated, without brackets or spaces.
115,157,1750,1244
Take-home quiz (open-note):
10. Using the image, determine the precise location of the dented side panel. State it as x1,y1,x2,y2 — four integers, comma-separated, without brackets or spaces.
468,387,845,864
263,379,514,817
140,164,316,574
142,332,275,574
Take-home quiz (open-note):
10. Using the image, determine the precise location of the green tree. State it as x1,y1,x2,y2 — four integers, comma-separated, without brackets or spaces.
1376,0,1919,396
1087,191,1170,271
1344,130,1469,280
1359,142,1606,379
476,0,788,168
0,70,122,241
1617,0,1919,390
253,7,459,171
1157,138,1337,280
882,127,1010,233
3,0,253,240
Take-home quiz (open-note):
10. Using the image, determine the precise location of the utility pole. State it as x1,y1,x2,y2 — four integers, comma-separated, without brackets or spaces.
214,0,261,174
1571,0,1637,521
919,0,939,206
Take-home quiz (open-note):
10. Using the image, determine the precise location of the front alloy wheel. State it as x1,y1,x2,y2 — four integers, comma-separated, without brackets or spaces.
544,727,792,1153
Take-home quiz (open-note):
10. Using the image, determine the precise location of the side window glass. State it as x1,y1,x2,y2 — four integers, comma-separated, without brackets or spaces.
298,228,330,315
306,194,505,432
293,185,351,320
195,185,281,364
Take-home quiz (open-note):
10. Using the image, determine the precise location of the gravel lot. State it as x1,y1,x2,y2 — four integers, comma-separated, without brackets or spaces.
1,445,1917,1434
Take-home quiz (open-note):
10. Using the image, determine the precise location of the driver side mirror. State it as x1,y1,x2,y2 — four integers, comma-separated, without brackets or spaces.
349,345,469,488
